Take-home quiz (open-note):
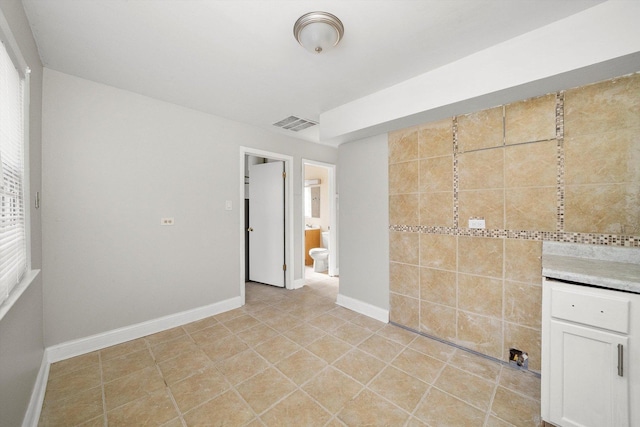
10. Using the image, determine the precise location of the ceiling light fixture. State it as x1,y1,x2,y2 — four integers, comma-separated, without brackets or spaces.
293,11,344,54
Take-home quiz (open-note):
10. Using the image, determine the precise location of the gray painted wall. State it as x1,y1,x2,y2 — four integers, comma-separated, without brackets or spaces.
0,1,44,426
42,69,337,346
338,134,389,311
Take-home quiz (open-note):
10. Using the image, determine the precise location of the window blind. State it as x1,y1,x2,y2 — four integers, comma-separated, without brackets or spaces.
0,40,26,305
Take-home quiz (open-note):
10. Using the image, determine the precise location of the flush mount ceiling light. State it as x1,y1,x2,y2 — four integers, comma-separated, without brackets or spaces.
293,11,344,54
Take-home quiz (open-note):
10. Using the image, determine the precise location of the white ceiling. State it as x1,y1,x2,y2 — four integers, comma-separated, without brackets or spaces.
22,0,605,144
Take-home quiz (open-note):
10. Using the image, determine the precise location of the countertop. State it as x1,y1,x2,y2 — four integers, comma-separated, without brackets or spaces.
542,242,640,294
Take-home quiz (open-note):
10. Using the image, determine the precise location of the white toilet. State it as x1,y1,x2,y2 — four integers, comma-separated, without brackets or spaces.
309,231,329,273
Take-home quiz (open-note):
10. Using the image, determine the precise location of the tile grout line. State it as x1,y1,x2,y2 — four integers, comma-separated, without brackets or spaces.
347,334,420,421
222,309,336,422
98,352,107,427
44,280,539,426
482,365,502,427
405,346,450,424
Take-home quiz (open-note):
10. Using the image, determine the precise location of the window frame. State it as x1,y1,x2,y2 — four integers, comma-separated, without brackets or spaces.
0,7,37,321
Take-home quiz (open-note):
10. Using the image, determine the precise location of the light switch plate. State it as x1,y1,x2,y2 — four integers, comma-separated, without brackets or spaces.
225,200,232,211
468,218,486,229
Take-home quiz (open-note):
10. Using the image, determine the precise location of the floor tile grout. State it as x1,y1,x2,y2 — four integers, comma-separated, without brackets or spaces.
40,271,541,426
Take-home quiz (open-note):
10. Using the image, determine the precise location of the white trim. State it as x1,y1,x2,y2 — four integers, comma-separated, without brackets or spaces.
0,6,34,320
45,296,241,363
239,147,295,298
301,159,338,278
336,293,389,324
0,270,40,322
22,352,49,427
292,278,305,290
0,7,29,74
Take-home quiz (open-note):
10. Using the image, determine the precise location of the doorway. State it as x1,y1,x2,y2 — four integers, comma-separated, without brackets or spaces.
302,160,337,282
240,147,294,305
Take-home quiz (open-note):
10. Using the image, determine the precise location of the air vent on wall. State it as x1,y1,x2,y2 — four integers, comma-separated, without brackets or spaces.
273,116,318,132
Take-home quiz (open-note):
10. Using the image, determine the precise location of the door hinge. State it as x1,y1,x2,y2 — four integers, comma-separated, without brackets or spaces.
283,264,287,271
282,171,287,179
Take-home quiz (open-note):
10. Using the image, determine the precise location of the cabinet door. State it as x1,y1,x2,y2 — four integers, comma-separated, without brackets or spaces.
549,320,629,427
304,229,320,266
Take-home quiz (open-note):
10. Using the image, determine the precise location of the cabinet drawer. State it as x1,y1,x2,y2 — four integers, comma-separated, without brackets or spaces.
551,287,630,333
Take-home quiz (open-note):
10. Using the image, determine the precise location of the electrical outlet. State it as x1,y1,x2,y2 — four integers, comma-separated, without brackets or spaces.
509,348,529,369
468,218,486,229
160,217,175,226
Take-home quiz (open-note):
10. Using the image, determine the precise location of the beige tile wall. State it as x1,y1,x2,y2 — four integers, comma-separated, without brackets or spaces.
564,75,640,234
388,72,640,372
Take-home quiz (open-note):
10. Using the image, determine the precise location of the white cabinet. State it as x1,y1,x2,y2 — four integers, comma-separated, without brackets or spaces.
547,319,628,426
542,279,639,427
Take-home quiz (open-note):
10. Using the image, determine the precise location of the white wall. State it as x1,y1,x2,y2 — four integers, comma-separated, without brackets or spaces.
338,134,389,311
0,1,44,425
42,69,337,346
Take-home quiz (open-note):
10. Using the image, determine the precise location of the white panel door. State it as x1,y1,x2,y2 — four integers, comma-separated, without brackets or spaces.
248,161,285,287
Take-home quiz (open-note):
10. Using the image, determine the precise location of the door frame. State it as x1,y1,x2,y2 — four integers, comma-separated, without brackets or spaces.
302,159,338,278
239,147,294,305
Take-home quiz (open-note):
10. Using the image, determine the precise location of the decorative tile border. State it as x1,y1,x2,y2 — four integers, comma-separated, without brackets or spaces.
389,88,639,248
555,91,565,232
452,117,460,229
388,225,638,247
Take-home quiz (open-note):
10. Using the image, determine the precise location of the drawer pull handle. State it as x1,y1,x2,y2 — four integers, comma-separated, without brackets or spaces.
618,344,624,377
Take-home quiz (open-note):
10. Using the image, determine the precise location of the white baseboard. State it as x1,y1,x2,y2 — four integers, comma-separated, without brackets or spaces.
336,294,389,324
46,296,242,363
291,278,305,290
22,352,49,427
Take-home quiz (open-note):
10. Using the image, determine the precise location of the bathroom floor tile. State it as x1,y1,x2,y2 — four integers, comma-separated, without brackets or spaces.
39,386,104,426
357,334,405,363
236,367,297,414
302,367,363,413
391,347,445,384
101,348,155,383
254,334,302,364
47,352,100,379
337,389,410,426
306,334,353,363
215,349,269,386
39,273,542,427
150,334,198,363
169,367,229,413
282,323,325,346
368,365,430,412
182,390,254,426
414,387,486,427
332,348,386,385
434,365,495,411
43,365,101,403
199,333,248,363
491,386,542,427
106,388,178,426
330,322,373,345
157,349,213,385
100,339,147,361
276,349,327,385
261,389,331,427
104,366,165,411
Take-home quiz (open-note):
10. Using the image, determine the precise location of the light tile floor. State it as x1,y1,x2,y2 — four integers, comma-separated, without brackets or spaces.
39,269,541,426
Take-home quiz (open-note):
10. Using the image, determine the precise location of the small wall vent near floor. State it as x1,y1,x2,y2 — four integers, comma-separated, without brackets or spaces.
273,116,317,132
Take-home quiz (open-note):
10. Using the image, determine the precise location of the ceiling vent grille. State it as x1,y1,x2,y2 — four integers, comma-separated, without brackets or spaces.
273,116,317,132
